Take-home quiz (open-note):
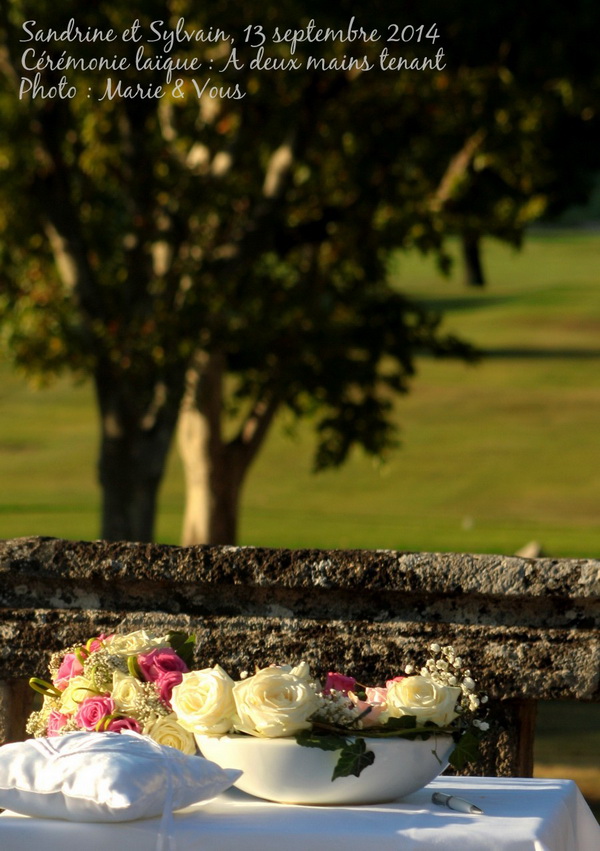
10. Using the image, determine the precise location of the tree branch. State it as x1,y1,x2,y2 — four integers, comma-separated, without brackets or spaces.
232,391,281,470
35,161,104,323
430,129,487,211
206,74,339,272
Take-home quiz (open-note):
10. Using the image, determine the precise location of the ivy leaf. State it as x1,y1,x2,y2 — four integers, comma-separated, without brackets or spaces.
332,738,375,781
381,714,418,731
375,714,432,740
448,730,481,771
295,730,346,752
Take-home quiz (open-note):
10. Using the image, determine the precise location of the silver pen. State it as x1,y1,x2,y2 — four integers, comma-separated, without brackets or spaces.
432,791,484,815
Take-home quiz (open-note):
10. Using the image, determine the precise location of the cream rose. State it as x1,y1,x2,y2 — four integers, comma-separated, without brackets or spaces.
386,675,461,727
111,670,146,715
232,663,320,738
143,712,197,754
171,666,236,735
108,630,171,656
59,676,97,714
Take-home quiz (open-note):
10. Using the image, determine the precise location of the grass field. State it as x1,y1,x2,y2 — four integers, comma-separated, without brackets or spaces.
1,229,599,814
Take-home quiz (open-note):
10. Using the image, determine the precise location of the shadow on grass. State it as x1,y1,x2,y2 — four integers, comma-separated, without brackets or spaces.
413,295,515,313
483,347,600,359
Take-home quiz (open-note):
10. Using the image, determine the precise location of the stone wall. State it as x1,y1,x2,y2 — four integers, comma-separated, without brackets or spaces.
1,536,599,775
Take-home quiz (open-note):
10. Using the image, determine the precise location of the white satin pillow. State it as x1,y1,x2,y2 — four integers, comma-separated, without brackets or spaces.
0,731,241,822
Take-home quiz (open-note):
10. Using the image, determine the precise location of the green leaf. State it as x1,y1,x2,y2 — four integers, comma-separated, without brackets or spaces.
448,730,480,771
167,632,196,667
28,677,61,698
332,738,376,781
381,714,418,731
370,714,432,740
127,654,143,679
74,646,88,665
295,730,346,752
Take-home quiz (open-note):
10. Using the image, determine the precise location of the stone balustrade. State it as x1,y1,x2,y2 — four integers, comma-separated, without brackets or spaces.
1,536,598,775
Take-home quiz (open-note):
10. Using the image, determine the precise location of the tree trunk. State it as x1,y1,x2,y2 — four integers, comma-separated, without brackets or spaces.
95,361,183,542
178,351,280,546
462,231,486,286
178,431,245,545
178,351,242,545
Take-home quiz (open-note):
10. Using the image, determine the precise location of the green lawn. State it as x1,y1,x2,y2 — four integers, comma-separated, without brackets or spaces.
242,229,600,558
1,229,599,815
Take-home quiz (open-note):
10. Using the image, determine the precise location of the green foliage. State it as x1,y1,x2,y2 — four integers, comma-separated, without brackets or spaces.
167,631,196,667
448,729,481,771
126,654,143,679
295,730,346,751
297,710,481,779
375,714,419,734
331,737,376,781
0,0,479,477
296,730,376,780
1,1,599,539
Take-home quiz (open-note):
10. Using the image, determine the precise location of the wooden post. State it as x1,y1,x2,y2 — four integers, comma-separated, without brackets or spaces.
514,698,538,777
0,679,34,745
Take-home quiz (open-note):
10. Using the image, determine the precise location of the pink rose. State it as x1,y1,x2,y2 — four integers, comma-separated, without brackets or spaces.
53,653,84,691
350,686,389,727
105,716,142,733
88,633,113,653
156,669,184,706
74,695,115,731
137,647,189,683
323,672,357,695
47,710,70,736
386,676,405,688
366,686,388,704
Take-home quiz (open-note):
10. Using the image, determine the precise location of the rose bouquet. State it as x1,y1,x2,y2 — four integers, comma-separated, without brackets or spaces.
26,629,197,754
28,633,487,781
171,642,488,779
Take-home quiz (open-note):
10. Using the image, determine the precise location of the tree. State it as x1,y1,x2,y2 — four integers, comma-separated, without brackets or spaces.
1,1,598,544
429,2,600,286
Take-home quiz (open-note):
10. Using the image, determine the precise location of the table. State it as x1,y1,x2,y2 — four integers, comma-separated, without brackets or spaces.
1,776,599,851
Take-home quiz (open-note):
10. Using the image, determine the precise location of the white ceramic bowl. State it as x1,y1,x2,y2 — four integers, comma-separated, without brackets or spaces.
196,733,454,805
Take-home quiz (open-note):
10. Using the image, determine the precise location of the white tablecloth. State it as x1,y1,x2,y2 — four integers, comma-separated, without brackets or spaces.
1,776,599,851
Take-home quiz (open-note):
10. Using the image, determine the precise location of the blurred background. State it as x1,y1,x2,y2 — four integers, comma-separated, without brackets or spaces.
1,0,599,818
2,229,600,557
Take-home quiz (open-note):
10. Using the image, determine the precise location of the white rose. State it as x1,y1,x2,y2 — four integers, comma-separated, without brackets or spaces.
144,712,197,754
232,663,320,738
171,666,236,735
108,630,171,656
111,670,145,714
290,661,311,679
386,675,461,727
59,676,97,714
